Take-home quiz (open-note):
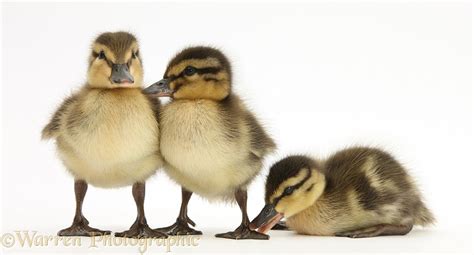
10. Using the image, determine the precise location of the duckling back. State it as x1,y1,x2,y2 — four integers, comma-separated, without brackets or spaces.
325,147,434,226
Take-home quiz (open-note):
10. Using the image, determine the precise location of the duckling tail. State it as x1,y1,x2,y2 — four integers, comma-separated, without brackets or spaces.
414,202,435,226
41,124,55,140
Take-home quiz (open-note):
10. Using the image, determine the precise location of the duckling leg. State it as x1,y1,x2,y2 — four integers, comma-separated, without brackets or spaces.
271,221,289,230
115,182,167,239
154,188,202,235
335,224,413,238
215,189,269,240
58,180,111,237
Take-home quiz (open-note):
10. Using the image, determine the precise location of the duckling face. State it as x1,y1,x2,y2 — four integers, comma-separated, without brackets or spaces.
143,46,231,100
87,32,143,89
250,156,326,234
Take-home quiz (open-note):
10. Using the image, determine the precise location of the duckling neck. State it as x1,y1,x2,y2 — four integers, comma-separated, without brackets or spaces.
306,170,327,206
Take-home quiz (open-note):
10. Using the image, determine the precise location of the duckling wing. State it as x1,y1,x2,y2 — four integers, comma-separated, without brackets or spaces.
145,95,161,121
219,95,276,159
244,111,276,158
41,93,79,140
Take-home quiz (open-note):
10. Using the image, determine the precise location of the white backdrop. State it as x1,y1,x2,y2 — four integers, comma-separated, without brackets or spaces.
1,1,472,254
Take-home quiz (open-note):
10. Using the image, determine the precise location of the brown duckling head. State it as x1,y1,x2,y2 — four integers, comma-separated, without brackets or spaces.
250,155,326,234
144,46,232,101
87,31,143,89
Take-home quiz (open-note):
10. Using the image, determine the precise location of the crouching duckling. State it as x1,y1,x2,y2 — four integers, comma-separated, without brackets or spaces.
250,147,434,238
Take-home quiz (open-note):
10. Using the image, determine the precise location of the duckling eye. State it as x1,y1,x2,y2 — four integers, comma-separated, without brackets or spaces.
284,186,295,196
98,51,106,60
184,66,197,76
132,51,138,59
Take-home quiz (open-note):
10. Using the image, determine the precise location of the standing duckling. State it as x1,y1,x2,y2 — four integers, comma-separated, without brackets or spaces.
143,46,276,240
42,32,166,238
250,147,434,238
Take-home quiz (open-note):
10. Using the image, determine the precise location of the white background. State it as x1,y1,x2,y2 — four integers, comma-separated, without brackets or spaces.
1,1,472,254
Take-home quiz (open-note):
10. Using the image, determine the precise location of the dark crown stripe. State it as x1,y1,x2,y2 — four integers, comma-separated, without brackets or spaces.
94,32,137,61
166,46,232,81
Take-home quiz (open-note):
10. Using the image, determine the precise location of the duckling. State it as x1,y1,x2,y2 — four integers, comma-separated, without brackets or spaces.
250,147,435,238
42,32,166,238
143,46,276,240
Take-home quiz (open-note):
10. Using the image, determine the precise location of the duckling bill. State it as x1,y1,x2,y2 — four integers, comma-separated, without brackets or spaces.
251,147,434,238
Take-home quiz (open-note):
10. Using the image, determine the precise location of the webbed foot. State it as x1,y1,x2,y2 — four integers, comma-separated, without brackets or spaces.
215,224,269,240
271,221,289,230
115,219,167,239
335,224,413,238
155,217,202,236
58,217,111,237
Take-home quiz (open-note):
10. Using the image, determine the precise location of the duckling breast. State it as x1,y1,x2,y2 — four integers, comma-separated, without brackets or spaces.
57,89,162,187
160,100,259,198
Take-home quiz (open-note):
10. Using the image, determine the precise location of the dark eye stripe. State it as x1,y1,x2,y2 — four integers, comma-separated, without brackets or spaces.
166,66,223,82
91,51,114,67
167,75,177,81
273,169,313,205
196,67,221,74
175,67,222,78
105,58,113,67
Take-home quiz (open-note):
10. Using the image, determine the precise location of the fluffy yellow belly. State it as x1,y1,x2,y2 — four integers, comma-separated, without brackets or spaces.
160,100,256,199
57,90,162,188
59,145,162,188
161,124,253,198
